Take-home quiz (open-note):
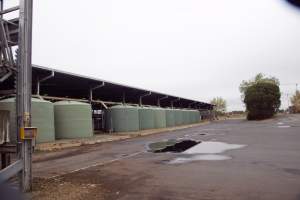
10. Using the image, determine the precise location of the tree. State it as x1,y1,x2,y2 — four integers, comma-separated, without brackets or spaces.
291,90,300,113
244,82,281,120
239,73,280,97
210,97,227,115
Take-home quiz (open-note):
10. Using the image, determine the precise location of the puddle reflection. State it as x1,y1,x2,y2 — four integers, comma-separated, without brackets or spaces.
169,155,231,164
183,141,246,154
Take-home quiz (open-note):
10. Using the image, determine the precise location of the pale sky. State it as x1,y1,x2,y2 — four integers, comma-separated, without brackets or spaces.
7,0,300,111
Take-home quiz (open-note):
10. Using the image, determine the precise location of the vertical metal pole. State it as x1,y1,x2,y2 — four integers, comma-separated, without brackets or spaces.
36,77,40,95
0,0,3,66
17,0,33,192
122,92,126,104
89,88,93,103
0,1,3,17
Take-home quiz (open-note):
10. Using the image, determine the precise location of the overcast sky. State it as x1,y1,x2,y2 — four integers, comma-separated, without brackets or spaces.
8,0,300,111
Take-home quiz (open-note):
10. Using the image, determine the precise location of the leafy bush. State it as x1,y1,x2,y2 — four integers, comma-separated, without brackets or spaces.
244,82,281,120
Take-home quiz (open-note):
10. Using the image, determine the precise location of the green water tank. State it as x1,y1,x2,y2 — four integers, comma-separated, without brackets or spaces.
105,105,139,132
139,107,155,130
187,110,192,124
182,110,190,125
165,109,175,127
0,98,55,143
54,101,93,139
196,110,201,122
187,110,194,124
192,110,198,123
192,110,200,123
174,109,183,126
153,107,166,129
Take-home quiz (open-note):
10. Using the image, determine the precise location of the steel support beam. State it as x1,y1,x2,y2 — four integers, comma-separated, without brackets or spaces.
0,144,17,153
139,91,151,106
188,101,198,108
89,82,105,103
0,159,22,183
157,95,168,107
17,0,33,192
36,71,54,95
0,70,12,82
171,98,180,108
0,6,19,15
122,92,126,104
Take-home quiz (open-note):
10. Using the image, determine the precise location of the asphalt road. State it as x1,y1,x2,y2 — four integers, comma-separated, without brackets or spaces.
33,114,300,200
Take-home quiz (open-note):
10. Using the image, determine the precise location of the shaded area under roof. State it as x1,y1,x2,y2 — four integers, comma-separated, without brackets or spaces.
0,65,213,110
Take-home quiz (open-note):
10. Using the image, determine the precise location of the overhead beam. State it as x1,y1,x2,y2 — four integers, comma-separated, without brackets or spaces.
139,91,151,106
89,82,105,103
171,98,180,108
188,101,198,108
36,71,54,95
157,95,168,107
0,6,19,15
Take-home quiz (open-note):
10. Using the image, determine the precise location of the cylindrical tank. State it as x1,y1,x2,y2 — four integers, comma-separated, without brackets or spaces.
174,109,183,126
196,111,201,122
165,108,175,127
182,110,190,125
193,110,198,123
153,107,166,129
187,110,194,124
192,110,201,123
139,107,155,130
187,110,192,124
0,98,55,143
54,101,93,139
105,105,139,132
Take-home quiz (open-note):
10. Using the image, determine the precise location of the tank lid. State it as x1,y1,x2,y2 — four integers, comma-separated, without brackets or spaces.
138,106,154,109
53,100,89,105
151,107,165,110
109,105,136,109
0,97,51,103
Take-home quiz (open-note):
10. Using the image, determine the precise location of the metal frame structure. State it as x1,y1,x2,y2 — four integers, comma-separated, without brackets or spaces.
1,64,214,110
0,0,33,192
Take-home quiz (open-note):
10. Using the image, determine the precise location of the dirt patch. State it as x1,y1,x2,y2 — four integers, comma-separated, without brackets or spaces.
31,176,106,200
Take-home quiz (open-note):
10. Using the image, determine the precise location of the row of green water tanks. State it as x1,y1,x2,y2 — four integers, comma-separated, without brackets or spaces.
105,105,201,132
0,98,93,143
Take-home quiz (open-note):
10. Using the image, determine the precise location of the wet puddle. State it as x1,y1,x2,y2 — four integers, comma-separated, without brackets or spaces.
183,141,246,154
278,125,291,128
169,155,231,164
148,139,200,153
148,140,246,164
